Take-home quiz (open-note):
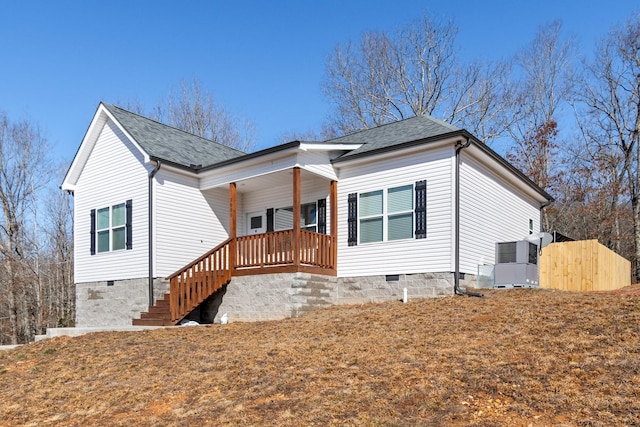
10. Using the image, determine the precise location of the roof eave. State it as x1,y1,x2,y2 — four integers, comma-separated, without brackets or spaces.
331,129,466,164
330,128,553,203
466,135,554,203
199,140,302,172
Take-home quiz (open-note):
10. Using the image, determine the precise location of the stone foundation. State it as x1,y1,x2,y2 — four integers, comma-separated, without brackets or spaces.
336,272,455,305
77,272,477,327
200,271,469,324
75,277,167,327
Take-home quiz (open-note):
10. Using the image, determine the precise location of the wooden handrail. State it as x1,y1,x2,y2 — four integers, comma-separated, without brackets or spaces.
169,238,232,322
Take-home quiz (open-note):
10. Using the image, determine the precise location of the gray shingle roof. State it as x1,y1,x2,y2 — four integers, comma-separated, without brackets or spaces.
103,103,245,168
328,115,460,159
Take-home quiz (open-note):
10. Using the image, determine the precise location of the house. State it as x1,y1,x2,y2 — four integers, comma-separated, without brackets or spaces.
61,103,552,327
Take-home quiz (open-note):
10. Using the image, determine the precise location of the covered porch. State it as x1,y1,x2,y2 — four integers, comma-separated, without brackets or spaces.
167,166,338,323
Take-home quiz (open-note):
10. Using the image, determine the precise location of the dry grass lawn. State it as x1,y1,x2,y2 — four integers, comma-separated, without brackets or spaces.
1,286,639,426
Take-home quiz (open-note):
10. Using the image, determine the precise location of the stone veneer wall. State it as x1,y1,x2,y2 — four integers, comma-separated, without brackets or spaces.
202,272,473,324
76,273,477,326
75,277,168,327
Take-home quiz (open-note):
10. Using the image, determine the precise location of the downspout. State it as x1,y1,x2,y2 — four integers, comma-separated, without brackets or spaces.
148,160,162,307
540,200,551,232
455,138,483,297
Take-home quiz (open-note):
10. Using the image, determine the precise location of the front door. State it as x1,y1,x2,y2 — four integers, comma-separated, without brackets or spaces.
246,211,266,235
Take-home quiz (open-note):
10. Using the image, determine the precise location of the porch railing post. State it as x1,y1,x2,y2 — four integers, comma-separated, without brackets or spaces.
293,167,301,266
330,180,337,269
229,182,237,270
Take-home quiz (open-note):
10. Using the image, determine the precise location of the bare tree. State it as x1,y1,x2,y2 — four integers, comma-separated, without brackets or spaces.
151,78,256,152
321,13,512,143
322,16,456,133
504,21,576,230
0,112,51,343
42,184,74,327
444,59,515,141
572,13,640,278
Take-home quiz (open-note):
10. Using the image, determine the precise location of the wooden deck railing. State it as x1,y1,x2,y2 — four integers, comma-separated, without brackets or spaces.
235,230,335,269
169,238,232,322
300,230,335,268
168,230,335,323
236,230,293,267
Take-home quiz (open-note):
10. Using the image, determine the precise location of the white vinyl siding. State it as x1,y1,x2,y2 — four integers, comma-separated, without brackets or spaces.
241,177,330,236
458,153,542,274
337,145,454,277
73,120,149,282
154,169,230,277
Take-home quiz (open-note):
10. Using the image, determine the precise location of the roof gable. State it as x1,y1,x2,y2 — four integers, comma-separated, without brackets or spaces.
61,103,247,191
102,104,245,168
328,115,460,159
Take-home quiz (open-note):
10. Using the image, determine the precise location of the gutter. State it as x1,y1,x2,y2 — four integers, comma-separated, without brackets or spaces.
148,160,162,307
454,138,483,298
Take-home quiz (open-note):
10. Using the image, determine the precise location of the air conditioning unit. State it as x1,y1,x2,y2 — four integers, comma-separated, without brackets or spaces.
493,240,539,288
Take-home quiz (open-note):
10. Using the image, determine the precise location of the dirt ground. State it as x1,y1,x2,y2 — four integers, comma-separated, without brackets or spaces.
1,286,639,426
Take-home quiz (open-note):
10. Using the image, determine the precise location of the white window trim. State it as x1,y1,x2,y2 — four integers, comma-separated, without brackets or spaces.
96,203,126,253
358,184,414,244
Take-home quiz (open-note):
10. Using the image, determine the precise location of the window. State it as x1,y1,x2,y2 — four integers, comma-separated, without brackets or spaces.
358,185,414,243
387,185,413,240
250,215,263,229
274,202,317,232
359,190,383,243
91,200,132,254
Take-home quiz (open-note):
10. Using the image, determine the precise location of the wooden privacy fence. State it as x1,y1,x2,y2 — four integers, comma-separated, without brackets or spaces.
540,239,631,291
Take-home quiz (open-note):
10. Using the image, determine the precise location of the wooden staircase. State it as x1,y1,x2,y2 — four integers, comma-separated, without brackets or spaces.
132,238,233,326
132,293,173,326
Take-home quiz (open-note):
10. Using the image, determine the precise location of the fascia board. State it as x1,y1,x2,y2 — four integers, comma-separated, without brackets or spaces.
100,105,151,164
61,103,151,191
298,142,363,151
198,147,300,189
332,137,457,169
464,143,552,204
61,105,108,191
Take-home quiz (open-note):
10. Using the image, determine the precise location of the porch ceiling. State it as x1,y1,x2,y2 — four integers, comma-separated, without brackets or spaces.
235,169,328,193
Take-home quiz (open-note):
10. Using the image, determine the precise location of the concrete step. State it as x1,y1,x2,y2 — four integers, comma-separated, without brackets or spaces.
132,318,174,327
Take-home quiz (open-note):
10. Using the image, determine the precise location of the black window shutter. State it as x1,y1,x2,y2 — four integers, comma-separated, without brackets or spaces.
125,199,133,250
415,180,427,239
266,208,274,232
90,209,96,255
347,193,357,246
317,198,327,234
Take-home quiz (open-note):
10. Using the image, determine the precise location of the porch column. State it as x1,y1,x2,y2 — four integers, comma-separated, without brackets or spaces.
293,167,301,266
229,182,237,269
330,180,337,268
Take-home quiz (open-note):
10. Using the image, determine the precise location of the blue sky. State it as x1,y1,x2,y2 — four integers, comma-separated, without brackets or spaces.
1,0,637,168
